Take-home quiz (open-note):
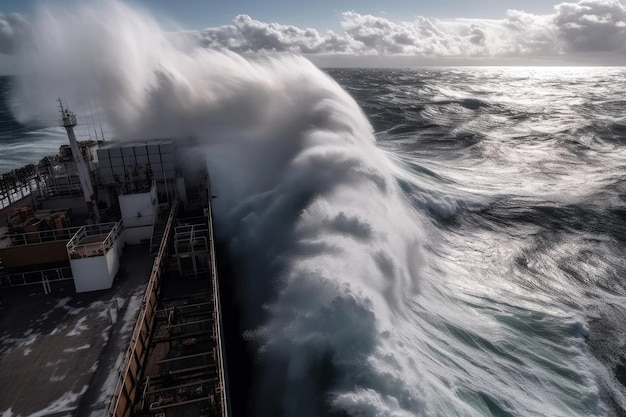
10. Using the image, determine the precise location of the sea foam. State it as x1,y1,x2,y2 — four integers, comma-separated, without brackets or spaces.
11,2,427,416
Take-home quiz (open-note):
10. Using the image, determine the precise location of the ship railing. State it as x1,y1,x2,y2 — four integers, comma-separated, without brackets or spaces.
35,182,83,199
145,380,218,412
66,221,122,259
156,351,217,374
174,224,209,255
0,266,73,289
0,166,40,209
106,199,178,417
0,184,35,210
1,227,82,248
207,191,230,417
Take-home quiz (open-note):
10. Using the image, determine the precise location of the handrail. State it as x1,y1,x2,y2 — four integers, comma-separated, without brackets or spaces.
106,199,178,417
1,227,81,247
174,223,210,255
66,221,121,259
35,182,82,199
0,266,73,288
207,190,230,417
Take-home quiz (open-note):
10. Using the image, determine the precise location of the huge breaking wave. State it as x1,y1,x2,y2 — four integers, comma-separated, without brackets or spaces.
9,2,626,417
11,2,425,416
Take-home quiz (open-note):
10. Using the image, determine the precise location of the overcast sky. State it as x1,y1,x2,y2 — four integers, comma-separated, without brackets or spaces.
2,0,626,71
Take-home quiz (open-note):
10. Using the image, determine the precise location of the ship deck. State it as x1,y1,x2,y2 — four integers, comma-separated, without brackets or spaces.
0,243,155,417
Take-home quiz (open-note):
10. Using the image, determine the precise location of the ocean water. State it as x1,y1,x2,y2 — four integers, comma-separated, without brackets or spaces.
3,5,626,416
321,67,626,417
222,66,626,417
4,65,626,417
0,76,71,174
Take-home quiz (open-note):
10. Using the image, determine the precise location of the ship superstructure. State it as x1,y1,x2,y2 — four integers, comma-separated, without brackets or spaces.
0,105,229,417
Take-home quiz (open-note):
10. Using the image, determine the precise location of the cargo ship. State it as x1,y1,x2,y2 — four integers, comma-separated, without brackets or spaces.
0,104,230,417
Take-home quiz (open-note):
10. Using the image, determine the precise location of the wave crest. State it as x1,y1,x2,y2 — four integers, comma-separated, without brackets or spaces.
10,2,427,416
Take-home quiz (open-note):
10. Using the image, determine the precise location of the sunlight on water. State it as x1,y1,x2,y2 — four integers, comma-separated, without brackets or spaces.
1,2,626,416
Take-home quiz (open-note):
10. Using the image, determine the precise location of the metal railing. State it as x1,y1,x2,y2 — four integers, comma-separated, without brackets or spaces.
35,182,82,199
66,221,122,259
106,200,178,417
1,227,81,248
0,168,40,209
105,192,230,417
174,224,209,255
207,193,230,417
0,266,73,288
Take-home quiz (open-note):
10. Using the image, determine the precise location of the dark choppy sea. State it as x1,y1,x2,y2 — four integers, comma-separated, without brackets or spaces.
0,76,68,174
2,67,626,417
325,67,626,417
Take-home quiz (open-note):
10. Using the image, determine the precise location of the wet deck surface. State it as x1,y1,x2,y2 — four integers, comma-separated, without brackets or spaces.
0,243,154,417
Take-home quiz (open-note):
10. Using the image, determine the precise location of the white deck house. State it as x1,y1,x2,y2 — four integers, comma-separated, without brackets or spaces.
66,221,123,292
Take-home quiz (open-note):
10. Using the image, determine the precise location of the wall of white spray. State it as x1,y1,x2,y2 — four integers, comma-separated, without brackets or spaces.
11,2,427,416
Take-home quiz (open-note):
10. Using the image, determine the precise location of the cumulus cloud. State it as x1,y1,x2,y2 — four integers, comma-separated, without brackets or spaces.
4,0,626,62
196,15,353,54
192,0,626,60
554,0,626,52
0,13,29,54
196,11,559,58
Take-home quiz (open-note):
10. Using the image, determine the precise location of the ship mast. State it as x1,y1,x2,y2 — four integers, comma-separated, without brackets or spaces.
58,99,101,222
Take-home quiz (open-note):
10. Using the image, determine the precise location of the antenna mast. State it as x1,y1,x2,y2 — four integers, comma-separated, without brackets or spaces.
86,90,99,141
94,94,106,141
58,99,100,222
